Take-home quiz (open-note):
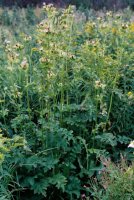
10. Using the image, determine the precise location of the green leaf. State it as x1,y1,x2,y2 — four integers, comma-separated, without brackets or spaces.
94,133,117,147
32,179,49,196
49,174,67,191
65,176,81,198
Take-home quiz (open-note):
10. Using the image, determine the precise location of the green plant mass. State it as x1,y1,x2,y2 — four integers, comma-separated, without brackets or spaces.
0,4,134,200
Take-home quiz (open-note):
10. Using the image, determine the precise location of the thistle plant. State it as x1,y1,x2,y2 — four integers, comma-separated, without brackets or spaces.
0,4,133,200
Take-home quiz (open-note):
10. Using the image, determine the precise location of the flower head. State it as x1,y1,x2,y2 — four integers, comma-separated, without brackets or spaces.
4,39,11,45
128,141,134,148
21,58,29,70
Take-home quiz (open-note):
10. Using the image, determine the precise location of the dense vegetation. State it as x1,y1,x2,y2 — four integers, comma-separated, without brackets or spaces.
0,4,134,200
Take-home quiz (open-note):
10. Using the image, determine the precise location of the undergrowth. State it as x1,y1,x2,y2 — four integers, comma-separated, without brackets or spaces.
0,4,134,200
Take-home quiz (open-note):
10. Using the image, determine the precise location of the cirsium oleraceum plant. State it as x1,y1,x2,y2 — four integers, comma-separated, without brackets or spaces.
0,4,134,200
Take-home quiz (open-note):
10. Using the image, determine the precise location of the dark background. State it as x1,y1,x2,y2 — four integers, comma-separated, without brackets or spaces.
0,0,134,9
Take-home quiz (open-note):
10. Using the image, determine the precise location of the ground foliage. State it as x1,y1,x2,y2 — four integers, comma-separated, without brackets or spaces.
90,157,134,200
0,4,134,200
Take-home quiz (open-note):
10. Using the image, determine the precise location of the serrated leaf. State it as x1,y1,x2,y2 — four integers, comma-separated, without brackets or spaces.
32,179,49,196
49,174,67,191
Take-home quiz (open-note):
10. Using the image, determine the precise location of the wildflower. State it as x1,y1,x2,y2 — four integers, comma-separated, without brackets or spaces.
128,91,132,96
8,53,19,63
39,23,50,33
128,141,134,148
21,58,29,70
95,80,106,89
58,50,67,57
13,43,23,50
95,80,101,88
127,91,133,99
114,20,118,24
5,48,12,53
47,70,55,78
4,39,11,45
115,13,121,19
24,35,32,41
97,17,102,21
100,103,107,116
43,3,55,13
68,53,76,59
106,11,112,17
90,39,99,47
85,22,95,34
37,39,43,45
42,2,46,7
38,47,44,52
121,23,128,29
47,3,53,8
39,21,44,27
14,91,22,98
101,23,107,29
43,26,50,33
62,24,68,29
39,57,50,63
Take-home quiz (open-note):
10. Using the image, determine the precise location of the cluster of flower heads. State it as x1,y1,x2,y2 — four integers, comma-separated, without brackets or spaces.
3,34,32,70
2,5,134,108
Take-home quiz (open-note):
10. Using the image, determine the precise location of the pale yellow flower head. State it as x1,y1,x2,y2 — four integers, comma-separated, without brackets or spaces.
128,141,134,148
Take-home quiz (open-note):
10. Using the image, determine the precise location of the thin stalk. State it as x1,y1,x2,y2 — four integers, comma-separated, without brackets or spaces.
106,73,118,123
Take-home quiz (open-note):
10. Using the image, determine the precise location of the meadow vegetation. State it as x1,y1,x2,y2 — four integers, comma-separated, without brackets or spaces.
0,4,134,200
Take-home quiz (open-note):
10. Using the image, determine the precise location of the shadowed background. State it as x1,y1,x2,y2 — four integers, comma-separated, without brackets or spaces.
0,0,134,9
